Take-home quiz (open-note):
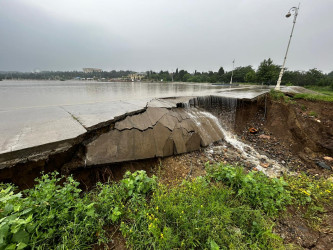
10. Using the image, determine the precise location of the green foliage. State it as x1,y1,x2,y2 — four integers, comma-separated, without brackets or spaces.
2,167,333,249
293,86,333,102
206,163,292,216
256,58,280,85
0,170,157,249
0,173,103,249
286,174,333,207
121,170,157,196
121,177,284,249
308,111,318,117
293,93,333,102
286,174,333,228
269,89,290,103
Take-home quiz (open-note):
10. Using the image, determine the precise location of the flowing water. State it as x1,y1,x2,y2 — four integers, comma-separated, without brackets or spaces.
186,108,288,177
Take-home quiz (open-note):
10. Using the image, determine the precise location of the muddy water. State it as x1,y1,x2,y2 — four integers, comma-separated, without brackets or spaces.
0,80,224,111
186,108,288,177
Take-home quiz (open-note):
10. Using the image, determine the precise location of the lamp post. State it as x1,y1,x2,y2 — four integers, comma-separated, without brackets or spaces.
230,59,235,85
275,4,300,90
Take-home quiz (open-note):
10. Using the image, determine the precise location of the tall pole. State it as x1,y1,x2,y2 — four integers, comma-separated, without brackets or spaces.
275,4,300,90
230,59,235,84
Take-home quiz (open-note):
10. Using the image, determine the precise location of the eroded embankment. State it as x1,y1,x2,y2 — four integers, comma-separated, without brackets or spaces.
1,94,332,189
0,97,231,188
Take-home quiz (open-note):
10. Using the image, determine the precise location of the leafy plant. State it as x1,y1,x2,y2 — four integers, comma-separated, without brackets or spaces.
206,163,292,216
308,111,318,117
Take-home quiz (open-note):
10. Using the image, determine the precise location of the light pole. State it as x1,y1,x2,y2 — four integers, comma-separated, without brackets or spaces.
275,4,300,90
230,59,235,84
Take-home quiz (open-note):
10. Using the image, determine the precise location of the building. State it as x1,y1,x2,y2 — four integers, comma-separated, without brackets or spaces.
83,68,102,73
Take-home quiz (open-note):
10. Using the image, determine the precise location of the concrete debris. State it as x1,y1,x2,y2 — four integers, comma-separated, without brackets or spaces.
316,161,332,170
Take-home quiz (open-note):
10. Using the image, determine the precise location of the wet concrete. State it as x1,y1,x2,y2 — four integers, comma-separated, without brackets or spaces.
0,81,309,169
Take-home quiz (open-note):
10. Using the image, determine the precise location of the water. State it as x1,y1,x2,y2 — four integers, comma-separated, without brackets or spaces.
0,80,223,111
186,108,288,177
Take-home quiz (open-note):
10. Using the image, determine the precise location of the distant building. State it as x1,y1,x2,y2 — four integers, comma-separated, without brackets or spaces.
128,73,146,82
83,68,102,73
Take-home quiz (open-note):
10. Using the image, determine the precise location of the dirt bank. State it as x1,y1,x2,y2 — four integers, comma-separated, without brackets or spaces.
234,96,333,176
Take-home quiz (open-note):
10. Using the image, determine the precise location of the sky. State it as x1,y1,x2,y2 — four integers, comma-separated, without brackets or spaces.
0,0,332,73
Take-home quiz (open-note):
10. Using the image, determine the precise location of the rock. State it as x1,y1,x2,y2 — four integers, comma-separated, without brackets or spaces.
260,162,270,168
316,161,332,170
323,156,333,162
258,134,271,140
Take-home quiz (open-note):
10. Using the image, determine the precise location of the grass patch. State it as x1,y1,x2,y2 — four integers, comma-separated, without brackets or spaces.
293,86,333,102
1,165,332,249
269,89,294,103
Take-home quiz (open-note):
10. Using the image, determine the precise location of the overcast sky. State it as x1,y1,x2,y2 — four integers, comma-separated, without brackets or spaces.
0,0,332,73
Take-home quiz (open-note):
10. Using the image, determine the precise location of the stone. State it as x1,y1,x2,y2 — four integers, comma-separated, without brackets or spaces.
258,134,271,140
260,162,270,168
316,161,332,170
323,156,333,162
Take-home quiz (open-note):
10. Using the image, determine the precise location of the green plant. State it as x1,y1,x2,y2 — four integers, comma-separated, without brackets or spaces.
286,173,333,228
0,184,31,249
121,175,285,249
270,89,286,101
206,163,292,216
121,170,157,196
308,111,318,117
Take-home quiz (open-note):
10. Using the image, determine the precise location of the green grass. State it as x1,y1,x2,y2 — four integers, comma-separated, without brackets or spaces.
293,86,333,102
269,89,294,103
1,165,333,249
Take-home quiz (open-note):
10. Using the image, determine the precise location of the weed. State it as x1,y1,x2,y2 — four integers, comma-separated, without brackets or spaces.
293,86,333,102
270,89,286,101
121,177,284,249
2,167,332,249
286,173,333,228
206,163,292,216
308,111,318,117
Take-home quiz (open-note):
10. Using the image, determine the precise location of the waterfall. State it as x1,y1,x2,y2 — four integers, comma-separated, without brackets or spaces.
186,108,287,177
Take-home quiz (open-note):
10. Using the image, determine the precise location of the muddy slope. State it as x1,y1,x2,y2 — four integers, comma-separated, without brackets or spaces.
235,97,333,174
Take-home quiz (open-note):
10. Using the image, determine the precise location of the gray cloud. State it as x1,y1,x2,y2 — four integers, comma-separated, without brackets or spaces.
0,0,332,73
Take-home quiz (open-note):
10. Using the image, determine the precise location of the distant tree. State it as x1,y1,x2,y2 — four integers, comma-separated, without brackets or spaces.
245,71,256,83
178,70,188,82
256,58,280,84
328,71,333,78
217,67,225,76
232,66,255,82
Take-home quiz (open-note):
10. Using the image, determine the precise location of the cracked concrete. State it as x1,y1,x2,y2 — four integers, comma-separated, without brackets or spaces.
85,106,224,165
0,85,308,170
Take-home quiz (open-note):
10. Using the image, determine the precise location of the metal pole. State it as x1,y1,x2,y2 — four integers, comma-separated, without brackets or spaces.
230,59,235,84
275,4,300,90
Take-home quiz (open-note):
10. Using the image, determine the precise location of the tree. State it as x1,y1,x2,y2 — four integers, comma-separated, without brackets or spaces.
217,67,225,76
256,58,280,85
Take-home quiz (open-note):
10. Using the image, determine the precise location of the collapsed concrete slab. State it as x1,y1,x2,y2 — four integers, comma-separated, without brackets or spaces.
85,107,224,166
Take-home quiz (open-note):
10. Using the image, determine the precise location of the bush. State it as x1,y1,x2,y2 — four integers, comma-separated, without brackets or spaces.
121,177,284,249
206,163,292,216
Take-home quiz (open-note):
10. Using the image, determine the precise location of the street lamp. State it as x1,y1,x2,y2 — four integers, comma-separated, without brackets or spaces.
230,59,235,85
275,4,300,90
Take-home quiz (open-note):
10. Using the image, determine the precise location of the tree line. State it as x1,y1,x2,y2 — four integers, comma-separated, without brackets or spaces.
1,58,332,88
0,70,134,81
147,58,333,88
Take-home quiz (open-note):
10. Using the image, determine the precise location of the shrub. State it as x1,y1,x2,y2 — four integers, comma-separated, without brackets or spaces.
206,163,292,216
